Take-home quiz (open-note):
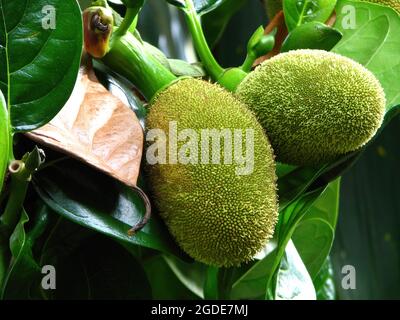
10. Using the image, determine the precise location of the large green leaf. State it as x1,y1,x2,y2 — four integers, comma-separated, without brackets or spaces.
281,21,342,52
333,0,400,108
33,159,186,259
292,179,340,279
274,240,316,300
230,241,277,299
143,255,199,299
202,0,248,47
0,0,82,131
230,188,324,300
1,207,46,299
313,257,336,300
283,0,337,31
0,90,9,192
163,255,206,299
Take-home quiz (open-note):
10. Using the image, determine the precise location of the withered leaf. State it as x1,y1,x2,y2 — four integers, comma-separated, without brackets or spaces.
27,67,144,189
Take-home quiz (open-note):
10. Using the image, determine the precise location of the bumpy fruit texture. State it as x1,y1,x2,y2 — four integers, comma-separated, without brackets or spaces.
146,78,278,267
366,0,400,13
236,50,386,166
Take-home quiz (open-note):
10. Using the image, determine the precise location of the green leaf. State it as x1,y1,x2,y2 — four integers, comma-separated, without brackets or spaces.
281,21,342,52
313,257,336,300
274,240,316,300
166,0,235,16
32,159,187,259
1,207,47,299
142,255,199,299
292,179,340,279
163,255,206,298
194,0,225,14
277,163,327,212
0,90,9,192
230,241,277,299
204,266,218,299
283,0,337,31
202,0,248,47
0,0,83,131
333,0,400,108
165,0,186,9
168,59,206,77
247,26,266,52
229,188,324,300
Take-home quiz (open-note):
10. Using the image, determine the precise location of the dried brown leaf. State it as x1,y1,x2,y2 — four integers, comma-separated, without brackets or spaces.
27,67,144,188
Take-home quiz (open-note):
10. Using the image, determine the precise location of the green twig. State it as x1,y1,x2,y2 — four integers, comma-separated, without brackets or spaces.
113,7,140,38
183,0,224,81
0,147,45,237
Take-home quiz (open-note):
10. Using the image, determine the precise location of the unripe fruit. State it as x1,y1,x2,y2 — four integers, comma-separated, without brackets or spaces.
146,78,278,267
236,50,386,166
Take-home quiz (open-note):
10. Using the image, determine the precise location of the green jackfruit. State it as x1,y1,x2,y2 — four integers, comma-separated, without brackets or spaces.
365,0,400,13
146,78,278,267
236,50,386,166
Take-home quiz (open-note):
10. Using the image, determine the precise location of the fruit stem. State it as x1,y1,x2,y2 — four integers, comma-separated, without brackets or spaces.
0,147,45,238
240,53,257,73
113,5,141,38
101,31,177,100
183,0,225,81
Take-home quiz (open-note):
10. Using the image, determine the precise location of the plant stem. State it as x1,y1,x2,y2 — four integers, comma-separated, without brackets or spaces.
0,161,30,233
241,53,256,73
0,147,44,237
0,160,29,289
102,31,177,100
113,7,140,38
183,0,224,81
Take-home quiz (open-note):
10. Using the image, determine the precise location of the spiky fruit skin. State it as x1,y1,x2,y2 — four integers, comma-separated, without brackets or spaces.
146,78,278,267
236,50,386,166
366,0,400,13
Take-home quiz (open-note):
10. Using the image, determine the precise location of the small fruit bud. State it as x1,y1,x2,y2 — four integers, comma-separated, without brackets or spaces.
83,6,114,58
253,35,275,57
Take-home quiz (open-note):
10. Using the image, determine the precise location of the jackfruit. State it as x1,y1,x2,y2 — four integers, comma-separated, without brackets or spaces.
365,0,400,13
236,50,386,166
146,78,278,267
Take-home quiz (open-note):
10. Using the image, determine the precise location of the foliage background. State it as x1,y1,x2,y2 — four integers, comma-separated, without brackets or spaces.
1,0,397,299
